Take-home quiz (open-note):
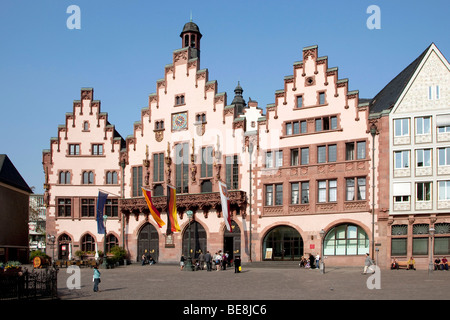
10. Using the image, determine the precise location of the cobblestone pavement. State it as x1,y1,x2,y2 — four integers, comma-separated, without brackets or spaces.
56,262,450,301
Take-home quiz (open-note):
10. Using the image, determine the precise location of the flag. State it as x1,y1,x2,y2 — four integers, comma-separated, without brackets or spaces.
219,181,232,232
96,191,108,234
142,187,165,228
167,185,181,234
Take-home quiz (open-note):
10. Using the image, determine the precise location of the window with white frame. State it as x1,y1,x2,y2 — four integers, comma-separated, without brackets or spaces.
416,149,431,167
429,85,440,100
265,150,283,168
394,118,409,137
415,116,431,135
318,179,337,203
346,177,366,201
438,147,450,166
394,150,410,169
439,181,450,201
416,182,432,201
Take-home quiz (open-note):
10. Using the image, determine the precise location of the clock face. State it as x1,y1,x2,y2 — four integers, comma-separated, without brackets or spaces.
172,112,188,131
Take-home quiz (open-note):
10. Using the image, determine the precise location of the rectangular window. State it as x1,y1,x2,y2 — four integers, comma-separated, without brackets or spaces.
300,148,309,165
438,125,450,133
92,144,103,155
300,121,307,133
293,121,300,135
226,155,239,190
357,141,366,159
81,198,95,217
394,150,410,169
317,146,326,163
330,116,337,130
201,146,213,178
438,147,450,166
319,92,325,105
291,182,299,204
416,117,431,135
266,184,283,206
315,119,322,132
346,177,366,201
153,153,164,182
57,198,71,217
296,95,303,108
265,185,273,206
69,144,80,155
105,199,119,217
416,182,431,201
328,144,337,162
175,143,189,194
286,123,292,135
318,179,337,202
301,182,309,204
439,181,450,201
275,184,283,205
395,196,410,203
132,166,143,197
290,149,299,166
416,149,431,167
346,142,355,160
394,118,409,137
436,85,440,100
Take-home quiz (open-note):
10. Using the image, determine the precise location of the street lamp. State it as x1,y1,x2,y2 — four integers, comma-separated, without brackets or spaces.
370,123,377,261
319,229,325,274
429,227,435,275
47,234,55,265
102,214,108,268
185,210,194,271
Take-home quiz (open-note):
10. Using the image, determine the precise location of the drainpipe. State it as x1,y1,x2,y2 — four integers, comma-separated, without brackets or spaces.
248,142,254,262
370,124,377,261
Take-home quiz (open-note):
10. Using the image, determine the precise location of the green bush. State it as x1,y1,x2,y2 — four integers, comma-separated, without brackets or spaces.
30,250,50,262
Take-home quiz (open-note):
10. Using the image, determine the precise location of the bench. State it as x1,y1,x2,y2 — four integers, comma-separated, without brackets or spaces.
397,261,408,269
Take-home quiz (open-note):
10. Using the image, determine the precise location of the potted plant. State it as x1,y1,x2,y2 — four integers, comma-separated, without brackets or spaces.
4,261,21,274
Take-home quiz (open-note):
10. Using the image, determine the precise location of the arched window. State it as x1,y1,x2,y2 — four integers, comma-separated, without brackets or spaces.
106,171,118,184
83,171,94,184
323,224,369,256
83,121,89,131
81,234,96,252
106,234,119,253
59,171,71,184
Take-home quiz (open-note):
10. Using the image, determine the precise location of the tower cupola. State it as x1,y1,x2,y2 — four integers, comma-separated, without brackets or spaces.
180,20,202,60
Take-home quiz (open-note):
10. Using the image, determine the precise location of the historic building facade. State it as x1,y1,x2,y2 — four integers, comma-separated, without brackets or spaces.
42,21,449,269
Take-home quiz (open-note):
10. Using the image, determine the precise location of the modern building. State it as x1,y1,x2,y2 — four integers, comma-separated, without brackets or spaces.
369,43,450,269
42,21,448,269
0,154,33,263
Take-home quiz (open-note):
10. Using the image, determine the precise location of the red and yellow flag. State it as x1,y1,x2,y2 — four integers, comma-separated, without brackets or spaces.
142,187,165,228
167,185,181,234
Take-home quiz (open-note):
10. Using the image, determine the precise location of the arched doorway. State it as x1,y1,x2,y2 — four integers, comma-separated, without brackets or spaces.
263,226,303,261
138,223,159,262
224,220,241,263
57,234,72,260
323,224,369,256
182,221,207,259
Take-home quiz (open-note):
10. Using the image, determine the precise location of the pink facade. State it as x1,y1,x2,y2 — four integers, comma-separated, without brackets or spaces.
46,22,450,269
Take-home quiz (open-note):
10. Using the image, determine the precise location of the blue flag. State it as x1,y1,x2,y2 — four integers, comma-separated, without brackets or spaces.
96,191,108,234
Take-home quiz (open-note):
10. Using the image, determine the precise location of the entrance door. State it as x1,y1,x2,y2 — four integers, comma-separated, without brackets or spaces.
224,221,241,263
263,226,303,260
138,223,159,262
182,221,207,259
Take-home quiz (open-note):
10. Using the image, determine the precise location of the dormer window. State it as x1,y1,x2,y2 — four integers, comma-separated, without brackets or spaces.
155,120,165,130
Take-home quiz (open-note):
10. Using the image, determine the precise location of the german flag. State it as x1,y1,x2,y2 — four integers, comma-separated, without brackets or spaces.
167,185,181,234
142,187,165,228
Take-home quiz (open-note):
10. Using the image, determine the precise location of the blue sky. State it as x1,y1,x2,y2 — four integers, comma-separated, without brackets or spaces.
1,0,449,194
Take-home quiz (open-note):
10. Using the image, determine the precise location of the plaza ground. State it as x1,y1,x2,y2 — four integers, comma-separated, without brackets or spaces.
55,262,450,301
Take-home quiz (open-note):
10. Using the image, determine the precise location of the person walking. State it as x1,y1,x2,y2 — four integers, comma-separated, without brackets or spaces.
222,252,228,270
93,264,101,292
362,253,374,274
180,254,185,271
205,251,212,271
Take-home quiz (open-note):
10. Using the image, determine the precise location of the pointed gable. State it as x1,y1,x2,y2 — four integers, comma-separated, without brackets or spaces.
0,155,32,193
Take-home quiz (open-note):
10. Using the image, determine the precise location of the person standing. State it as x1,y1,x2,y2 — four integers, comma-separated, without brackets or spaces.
315,254,320,269
234,255,241,273
93,264,101,292
180,254,185,271
205,251,212,271
198,250,205,270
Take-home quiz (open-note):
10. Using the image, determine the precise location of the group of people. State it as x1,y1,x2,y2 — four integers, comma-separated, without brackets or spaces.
434,257,449,270
141,250,156,266
390,257,416,270
299,253,321,269
180,250,242,273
